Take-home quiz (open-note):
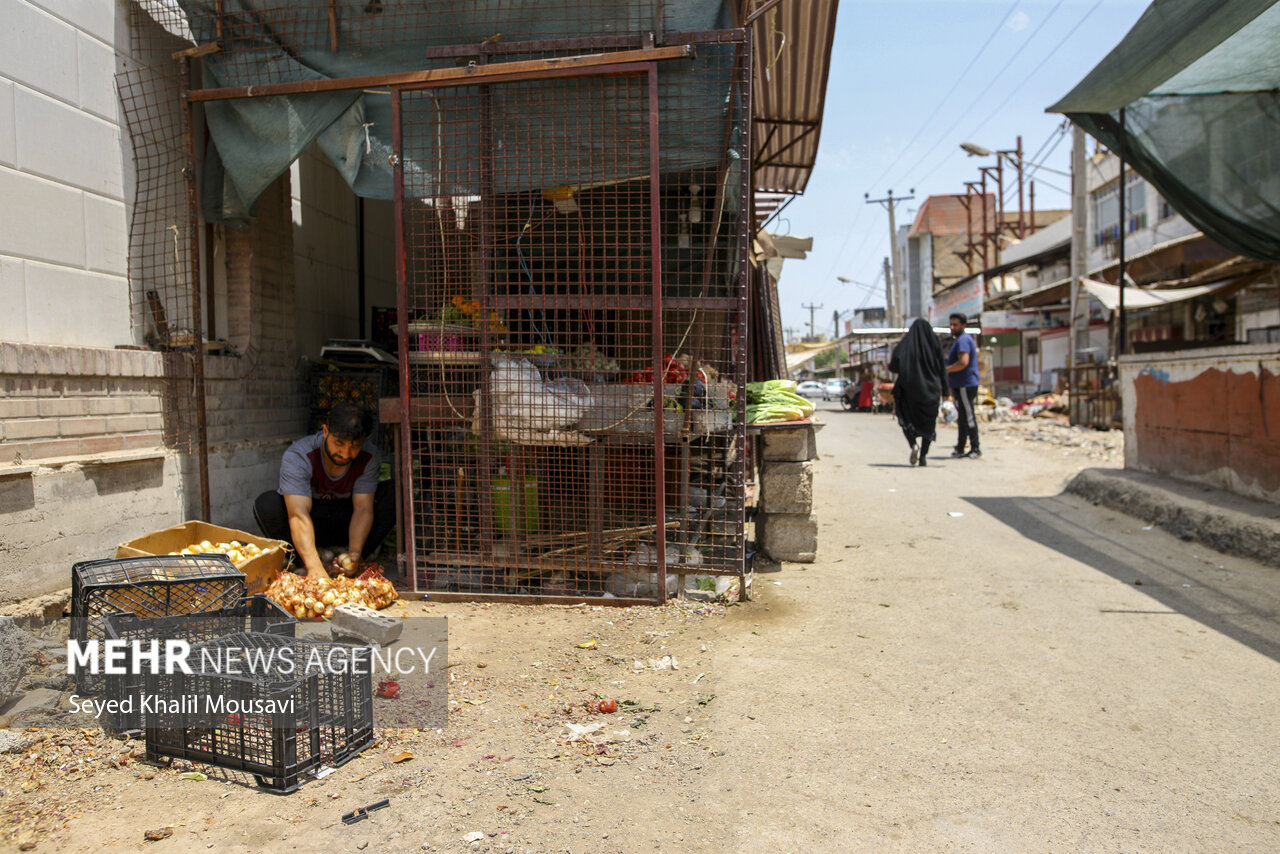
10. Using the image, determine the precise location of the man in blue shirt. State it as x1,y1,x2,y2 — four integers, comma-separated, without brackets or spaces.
253,404,395,579
945,312,981,458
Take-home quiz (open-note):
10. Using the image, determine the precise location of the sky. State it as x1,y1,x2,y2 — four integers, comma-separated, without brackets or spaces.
774,0,1150,339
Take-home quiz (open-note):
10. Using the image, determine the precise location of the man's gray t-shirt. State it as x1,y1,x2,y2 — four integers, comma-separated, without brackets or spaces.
278,432,380,500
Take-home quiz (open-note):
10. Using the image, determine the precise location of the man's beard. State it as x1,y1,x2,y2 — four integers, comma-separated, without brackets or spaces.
324,441,351,467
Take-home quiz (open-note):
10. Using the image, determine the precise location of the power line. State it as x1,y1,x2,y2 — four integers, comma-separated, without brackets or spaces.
904,0,1071,190
961,0,1108,148
863,0,1023,194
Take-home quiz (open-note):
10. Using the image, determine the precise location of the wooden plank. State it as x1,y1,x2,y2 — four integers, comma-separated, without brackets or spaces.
187,45,695,102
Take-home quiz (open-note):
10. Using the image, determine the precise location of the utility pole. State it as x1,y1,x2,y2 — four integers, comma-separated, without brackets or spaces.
882,257,893,328
801,303,823,341
783,326,798,344
865,189,914,328
1067,123,1088,382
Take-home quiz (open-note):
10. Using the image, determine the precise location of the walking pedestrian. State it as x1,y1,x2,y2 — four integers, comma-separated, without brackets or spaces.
946,312,981,458
890,318,946,466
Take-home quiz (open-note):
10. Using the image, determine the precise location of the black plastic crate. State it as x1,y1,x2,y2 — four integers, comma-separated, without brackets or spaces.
101,596,296,736
71,554,247,694
144,633,375,794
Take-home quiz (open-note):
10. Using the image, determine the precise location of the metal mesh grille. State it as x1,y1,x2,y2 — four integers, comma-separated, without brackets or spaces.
396,37,749,602
118,7,204,452
129,1,676,87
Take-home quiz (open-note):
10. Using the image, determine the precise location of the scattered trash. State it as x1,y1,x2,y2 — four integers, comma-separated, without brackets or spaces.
511,772,534,782
689,672,706,686
463,831,485,843
597,698,618,714
391,751,414,764
562,721,630,745
633,654,679,671
576,640,598,649
311,765,336,780
1141,525,1153,531
143,828,173,841
341,799,390,825
179,771,207,781
947,512,964,517
376,679,401,699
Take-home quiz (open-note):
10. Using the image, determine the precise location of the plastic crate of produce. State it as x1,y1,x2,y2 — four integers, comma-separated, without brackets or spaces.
144,633,374,794
71,554,247,694
101,595,296,736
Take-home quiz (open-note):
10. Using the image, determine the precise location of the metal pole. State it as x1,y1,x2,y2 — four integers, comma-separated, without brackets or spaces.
885,192,900,327
978,173,989,270
179,57,211,522
647,62,666,600
1015,135,1026,238
883,257,892,328
1029,180,1036,235
391,87,416,589
1068,123,1087,379
1117,107,1127,356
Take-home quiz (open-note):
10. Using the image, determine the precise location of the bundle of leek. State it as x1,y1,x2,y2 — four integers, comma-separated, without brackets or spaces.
745,380,815,424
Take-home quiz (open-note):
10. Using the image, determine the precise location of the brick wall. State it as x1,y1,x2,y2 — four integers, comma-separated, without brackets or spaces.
0,344,165,463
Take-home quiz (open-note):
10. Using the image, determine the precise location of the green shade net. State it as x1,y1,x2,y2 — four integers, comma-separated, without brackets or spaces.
1048,0,1280,262
165,0,733,226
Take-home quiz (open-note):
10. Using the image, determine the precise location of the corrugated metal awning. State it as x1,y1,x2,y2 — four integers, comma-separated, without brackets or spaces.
749,0,840,195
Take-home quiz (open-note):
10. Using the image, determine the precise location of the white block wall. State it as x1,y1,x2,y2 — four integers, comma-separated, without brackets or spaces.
0,0,132,348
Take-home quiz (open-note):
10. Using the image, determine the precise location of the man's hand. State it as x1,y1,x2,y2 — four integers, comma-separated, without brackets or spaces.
306,564,332,582
333,552,361,577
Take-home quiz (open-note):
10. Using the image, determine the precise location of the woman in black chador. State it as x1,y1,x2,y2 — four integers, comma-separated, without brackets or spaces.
889,318,946,466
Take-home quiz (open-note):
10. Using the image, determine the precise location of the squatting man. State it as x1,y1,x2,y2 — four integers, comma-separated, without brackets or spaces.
253,403,395,579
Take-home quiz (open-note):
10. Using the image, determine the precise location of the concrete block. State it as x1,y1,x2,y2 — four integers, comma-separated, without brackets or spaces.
26,438,79,458
0,170,86,267
105,414,148,433
57,416,107,437
14,87,123,198
75,31,118,120
0,616,34,702
0,399,39,419
30,0,120,43
36,397,85,418
758,460,814,515
3,419,58,441
0,80,15,167
329,602,403,647
87,397,131,416
0,3,78,101
760,426,818,462
84,194,127,276
757,512,817,563
24,263,129,348
0,256,28,342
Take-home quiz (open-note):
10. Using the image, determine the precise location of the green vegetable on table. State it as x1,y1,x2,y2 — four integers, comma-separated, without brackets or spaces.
745,379,815,424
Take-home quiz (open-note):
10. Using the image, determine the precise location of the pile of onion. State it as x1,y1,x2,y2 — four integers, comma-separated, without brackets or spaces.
170,539,265,568
265,571,398,620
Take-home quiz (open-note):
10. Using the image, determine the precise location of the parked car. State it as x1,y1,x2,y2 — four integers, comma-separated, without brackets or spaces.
823,378,850,400
796,380,825,398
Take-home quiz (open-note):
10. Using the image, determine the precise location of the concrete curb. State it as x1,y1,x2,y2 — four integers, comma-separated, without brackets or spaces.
1067,468,1280,569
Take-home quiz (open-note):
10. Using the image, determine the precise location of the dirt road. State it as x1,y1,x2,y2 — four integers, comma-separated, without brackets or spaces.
4,409,1279,852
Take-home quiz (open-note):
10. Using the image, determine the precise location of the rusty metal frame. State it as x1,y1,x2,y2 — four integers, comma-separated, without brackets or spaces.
185,45,694,102
178,58,212,521
391,59,669,602
166,23,750,603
